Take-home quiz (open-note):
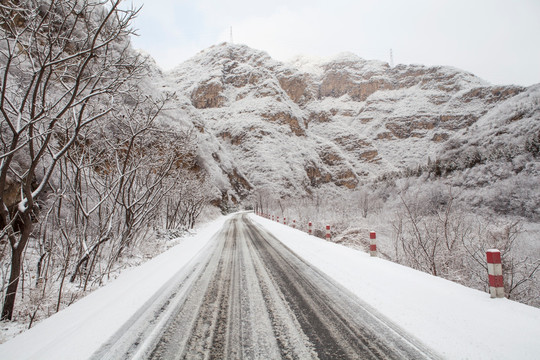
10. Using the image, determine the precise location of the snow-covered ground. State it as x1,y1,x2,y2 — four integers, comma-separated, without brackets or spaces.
1,212,539,359
0,215,231,360
251,214,540,360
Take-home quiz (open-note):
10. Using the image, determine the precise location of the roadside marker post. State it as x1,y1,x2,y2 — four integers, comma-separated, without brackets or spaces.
308,222,312,235
326,225,331,240
486,249,505,298
284,217,287,225
292,220,296,229
370,231,377,257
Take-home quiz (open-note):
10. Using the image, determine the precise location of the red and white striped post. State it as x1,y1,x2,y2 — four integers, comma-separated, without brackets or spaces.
308,221,312,235
272,214,274,221
292,220,296,229
326,225,331,241
277,216,280,223
283,217,287,225
486,249,505,298
369,231,377,257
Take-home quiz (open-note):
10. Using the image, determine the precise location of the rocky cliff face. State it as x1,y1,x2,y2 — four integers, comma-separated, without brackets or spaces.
157,43,531,201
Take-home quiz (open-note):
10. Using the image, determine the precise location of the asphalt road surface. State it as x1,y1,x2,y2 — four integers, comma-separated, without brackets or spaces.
92,213,438,360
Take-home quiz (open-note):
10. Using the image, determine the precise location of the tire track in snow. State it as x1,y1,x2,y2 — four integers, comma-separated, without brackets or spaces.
97,213,438,359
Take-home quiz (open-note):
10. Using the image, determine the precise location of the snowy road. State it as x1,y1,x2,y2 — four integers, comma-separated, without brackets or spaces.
92,213,436,359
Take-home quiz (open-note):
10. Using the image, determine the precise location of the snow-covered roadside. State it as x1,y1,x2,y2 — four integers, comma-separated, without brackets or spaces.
0,215,230,360
3,212,538,359
250,213,540,359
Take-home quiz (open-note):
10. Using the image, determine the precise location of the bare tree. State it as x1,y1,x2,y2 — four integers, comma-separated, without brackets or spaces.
393,187,469,279
0,0,142,320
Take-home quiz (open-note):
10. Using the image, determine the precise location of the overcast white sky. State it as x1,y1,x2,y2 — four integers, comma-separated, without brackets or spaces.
125,0,540,86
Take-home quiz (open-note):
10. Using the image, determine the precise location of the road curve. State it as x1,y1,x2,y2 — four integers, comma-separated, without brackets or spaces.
92,213,439,360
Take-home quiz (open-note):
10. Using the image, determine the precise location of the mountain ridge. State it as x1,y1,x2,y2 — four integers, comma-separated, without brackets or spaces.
153,42,533,204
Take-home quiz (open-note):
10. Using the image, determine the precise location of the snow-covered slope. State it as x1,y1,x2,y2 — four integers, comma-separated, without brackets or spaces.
155,43,532,202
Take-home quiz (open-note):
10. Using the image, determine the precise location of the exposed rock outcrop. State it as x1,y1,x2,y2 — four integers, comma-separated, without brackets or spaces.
191,80,225,109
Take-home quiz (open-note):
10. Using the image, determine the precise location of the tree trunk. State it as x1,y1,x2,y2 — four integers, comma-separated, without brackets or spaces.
2,212,33,320
2,246,23,320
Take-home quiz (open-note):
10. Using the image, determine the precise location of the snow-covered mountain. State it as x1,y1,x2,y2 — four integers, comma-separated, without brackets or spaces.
154,43,535,203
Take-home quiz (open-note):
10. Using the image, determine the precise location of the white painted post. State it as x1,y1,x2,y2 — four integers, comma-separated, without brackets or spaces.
486,249,505,298
308,221,312,235
326,225,331,241
369,231,377,257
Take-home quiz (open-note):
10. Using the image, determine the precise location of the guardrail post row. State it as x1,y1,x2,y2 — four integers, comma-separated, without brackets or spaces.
308,222,312,235
486,249,505,298
326,225,331,240
369,231,377,257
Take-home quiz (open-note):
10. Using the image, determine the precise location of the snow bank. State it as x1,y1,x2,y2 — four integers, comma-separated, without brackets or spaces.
250,214,540,360
0,216,230,360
